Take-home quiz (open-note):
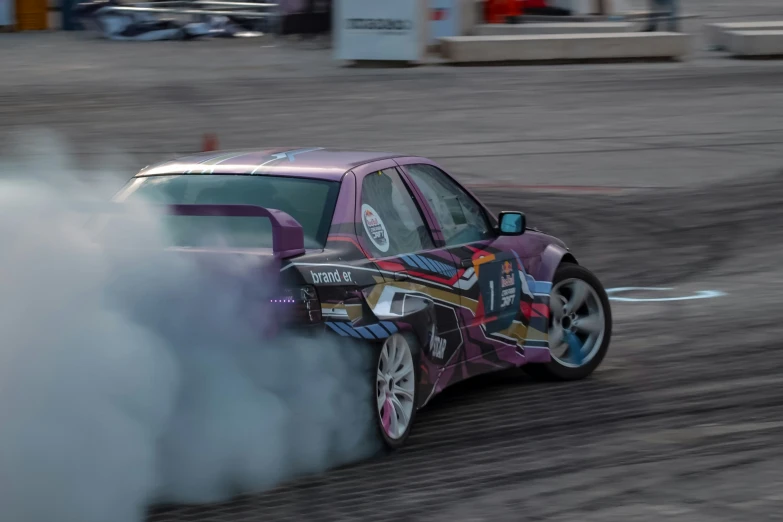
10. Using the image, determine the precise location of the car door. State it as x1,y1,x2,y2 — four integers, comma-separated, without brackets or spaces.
398,161,539,374
353,165,466,388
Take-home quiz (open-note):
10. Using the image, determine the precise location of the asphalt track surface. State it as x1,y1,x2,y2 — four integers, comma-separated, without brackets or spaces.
3,1,783,520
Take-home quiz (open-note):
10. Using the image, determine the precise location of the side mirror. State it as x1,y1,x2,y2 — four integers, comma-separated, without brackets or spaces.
498,211,526,236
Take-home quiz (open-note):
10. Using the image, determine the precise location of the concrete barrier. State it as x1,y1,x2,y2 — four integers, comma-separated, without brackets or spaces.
726,30,783,58
706,21,783,50
439,32,691,64
475,22,634,36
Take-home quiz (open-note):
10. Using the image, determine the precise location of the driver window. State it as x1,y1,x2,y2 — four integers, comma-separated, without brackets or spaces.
404,164,494,246
360,168,435,257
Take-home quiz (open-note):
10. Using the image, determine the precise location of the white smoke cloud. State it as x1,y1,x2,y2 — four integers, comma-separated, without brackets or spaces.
0,130,380,522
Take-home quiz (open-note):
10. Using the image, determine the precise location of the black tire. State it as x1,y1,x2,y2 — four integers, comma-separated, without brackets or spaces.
373,332,421,450
525,262,613,381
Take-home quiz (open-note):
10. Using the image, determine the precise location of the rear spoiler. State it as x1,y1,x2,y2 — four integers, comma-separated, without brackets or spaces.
83,202,305,259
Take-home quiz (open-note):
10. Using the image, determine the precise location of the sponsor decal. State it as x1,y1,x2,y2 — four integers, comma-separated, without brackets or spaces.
501,261,515,287
361,203,390,253
430,335,447,359
309,269,353,284
479,257,522,334
502,260,512,275
346,18,413,31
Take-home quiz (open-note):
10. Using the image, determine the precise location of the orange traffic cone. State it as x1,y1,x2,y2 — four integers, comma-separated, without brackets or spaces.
201,133,219,152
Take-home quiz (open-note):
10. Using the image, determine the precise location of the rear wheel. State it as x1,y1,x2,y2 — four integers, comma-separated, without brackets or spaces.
374,332,419,449
526,263,612,381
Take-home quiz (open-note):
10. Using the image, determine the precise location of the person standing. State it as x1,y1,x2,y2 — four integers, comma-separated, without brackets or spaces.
642,0,679,32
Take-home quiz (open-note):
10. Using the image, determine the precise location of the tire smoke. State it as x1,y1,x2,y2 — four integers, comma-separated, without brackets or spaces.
0,131,379,522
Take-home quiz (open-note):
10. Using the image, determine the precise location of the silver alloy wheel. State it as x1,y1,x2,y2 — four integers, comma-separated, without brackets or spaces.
376,333,416,440
549,278,607,368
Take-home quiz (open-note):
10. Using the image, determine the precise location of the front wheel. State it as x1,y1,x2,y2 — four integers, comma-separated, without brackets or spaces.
374,332,420,449
526,263,612,381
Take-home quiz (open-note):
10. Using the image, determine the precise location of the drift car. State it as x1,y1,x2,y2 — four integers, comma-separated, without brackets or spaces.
114,147,613,449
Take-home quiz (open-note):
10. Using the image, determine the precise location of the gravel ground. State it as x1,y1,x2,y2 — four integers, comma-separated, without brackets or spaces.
2,1,783,520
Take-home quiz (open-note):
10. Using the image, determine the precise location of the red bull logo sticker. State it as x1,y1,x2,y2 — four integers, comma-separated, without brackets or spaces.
500,260,515,289
361,203,390,253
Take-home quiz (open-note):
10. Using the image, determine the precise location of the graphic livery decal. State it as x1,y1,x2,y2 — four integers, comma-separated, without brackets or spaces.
282,241,556,409
325,320,399,340
400,254,458,278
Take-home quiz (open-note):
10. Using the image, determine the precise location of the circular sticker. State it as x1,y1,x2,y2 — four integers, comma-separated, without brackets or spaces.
361,203,390,253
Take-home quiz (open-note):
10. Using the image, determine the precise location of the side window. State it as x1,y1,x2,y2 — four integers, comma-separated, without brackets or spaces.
360,168,435,257
405,164,495,246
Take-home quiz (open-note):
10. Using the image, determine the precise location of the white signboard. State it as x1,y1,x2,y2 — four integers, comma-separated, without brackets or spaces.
334,0,428,62
0,0,14,27
429,0,460,44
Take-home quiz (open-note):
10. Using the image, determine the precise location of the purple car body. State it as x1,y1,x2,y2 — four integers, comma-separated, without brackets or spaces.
114,147,611,447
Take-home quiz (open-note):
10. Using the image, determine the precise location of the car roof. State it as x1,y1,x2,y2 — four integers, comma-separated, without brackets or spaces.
135,147,403,181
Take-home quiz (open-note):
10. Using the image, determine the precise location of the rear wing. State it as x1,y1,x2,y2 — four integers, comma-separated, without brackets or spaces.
84,202,305,259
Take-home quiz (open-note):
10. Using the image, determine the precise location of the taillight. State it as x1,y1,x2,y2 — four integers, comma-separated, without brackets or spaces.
270,285,322,324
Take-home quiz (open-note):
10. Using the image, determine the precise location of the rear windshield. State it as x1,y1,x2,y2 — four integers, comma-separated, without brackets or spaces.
116,174,340,249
